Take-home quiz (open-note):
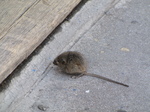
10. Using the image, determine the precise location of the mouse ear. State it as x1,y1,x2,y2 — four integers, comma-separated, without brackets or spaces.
62,58,66,64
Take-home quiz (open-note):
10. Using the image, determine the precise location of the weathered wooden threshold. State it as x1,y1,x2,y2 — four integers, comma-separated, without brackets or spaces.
0,0,81,83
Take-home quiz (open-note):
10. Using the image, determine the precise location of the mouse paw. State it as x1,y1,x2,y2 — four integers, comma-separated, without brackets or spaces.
71,76,78,79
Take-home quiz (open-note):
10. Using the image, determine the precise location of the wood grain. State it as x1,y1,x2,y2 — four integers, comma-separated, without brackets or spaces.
0,0,81,83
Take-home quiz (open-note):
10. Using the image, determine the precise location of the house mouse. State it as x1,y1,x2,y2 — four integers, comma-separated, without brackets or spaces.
53,51,129,87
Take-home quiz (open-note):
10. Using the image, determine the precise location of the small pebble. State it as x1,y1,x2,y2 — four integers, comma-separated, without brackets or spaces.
121,48,130,52
85,90,90,93
38,105,48,111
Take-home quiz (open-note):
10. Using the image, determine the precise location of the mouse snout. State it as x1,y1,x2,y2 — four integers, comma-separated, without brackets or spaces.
53,60,58,65
53,60,57,65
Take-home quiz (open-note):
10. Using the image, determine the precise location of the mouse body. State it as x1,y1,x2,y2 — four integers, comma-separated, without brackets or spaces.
53,51,129,87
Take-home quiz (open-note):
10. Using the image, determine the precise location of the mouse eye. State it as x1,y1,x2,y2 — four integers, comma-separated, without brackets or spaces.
61,60,66,64
60,58,66,65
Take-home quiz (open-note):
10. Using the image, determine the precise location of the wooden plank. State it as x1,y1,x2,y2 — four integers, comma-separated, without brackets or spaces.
0,0,81,83
0,0,37,38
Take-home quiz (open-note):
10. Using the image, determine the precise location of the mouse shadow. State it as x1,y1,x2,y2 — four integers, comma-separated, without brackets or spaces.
52,67,76,80
53,67,69,77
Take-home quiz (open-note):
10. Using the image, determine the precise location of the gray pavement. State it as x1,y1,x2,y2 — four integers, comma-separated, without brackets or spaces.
0,0,150,112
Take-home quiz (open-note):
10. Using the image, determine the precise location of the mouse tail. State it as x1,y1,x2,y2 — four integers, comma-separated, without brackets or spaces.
85,73,129,87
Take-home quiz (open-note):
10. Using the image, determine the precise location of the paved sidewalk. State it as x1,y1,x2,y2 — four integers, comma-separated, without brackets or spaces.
0,0,150,112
